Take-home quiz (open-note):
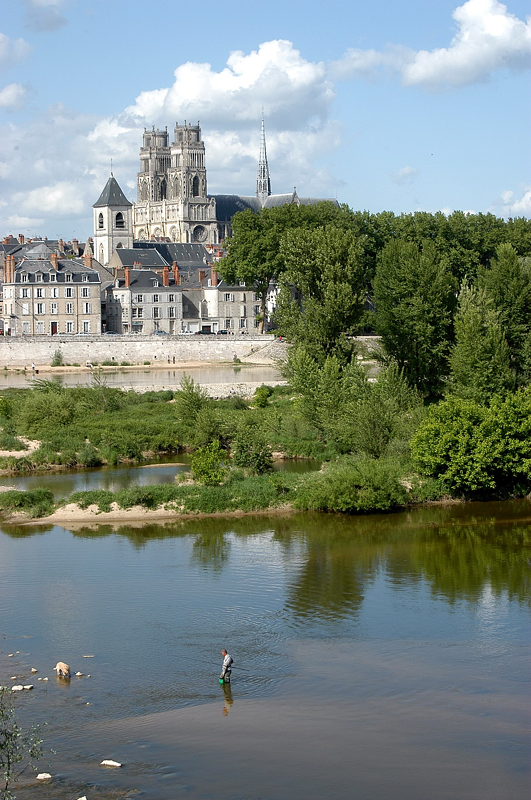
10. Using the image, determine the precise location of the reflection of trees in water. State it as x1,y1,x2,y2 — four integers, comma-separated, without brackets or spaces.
191,531,231,573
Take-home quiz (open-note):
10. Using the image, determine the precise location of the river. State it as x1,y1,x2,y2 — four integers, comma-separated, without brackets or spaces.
1,500,529,799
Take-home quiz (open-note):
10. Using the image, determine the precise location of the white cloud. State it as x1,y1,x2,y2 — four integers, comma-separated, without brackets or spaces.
333,0,531,90
391,166,418,185
0,33,32,71
13,180,86,215
24,0,68,32
0,83,27,111
495,185,531,217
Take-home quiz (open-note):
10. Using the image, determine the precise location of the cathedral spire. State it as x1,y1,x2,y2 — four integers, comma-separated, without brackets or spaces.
256,113,271,204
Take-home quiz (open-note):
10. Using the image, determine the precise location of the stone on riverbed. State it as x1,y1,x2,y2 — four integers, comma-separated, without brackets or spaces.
101,759,122,768
36,773,52,780
11,685,23,691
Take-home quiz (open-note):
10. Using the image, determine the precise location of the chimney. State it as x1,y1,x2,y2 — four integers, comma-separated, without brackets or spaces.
72,238,79,256
172,261,179,285
50,253,59,269
58,238,65,254
125,265,131,288
9,255,15,283
163,264,169,287
211,268,218,287
18,234,25,245
83,251,93,269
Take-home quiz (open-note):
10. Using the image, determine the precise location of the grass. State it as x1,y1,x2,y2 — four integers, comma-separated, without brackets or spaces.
0,489,54,518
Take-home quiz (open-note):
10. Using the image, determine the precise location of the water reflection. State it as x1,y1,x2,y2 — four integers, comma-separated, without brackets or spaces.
221,682,234,716
192,531,231,573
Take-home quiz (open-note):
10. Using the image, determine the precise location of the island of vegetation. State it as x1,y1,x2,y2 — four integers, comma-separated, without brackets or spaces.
0,204,530,523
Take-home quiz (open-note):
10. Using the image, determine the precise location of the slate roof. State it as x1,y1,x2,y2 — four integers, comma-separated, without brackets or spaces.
111,249,169,269
14,257,102,283
133,242,212,269
93,176,132,208
112,270,179,291
211,192,338,220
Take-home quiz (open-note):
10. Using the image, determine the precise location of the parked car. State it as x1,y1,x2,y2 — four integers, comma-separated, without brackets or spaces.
217,330,229,335
194,330,211,335
103,330,119,335
152,330,168,335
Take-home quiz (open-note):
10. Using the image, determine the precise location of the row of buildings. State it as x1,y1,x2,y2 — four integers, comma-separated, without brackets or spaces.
1,119,336,336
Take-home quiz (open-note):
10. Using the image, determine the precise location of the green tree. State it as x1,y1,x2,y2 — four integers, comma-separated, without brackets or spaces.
478,243,531,386
190,441,229,485
0,686,44,799
448,284,513,402
275,226,365,363
373,239,457,398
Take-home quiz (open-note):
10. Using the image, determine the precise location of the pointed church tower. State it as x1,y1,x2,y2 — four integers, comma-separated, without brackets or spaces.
93,175,133,266
256,114,271,205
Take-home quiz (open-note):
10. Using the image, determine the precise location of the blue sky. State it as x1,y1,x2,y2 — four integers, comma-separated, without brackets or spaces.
0,0,529,240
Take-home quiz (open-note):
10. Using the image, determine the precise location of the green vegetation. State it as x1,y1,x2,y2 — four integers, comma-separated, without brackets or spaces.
0,686,44,799
0,489,54,518
50,349,64,367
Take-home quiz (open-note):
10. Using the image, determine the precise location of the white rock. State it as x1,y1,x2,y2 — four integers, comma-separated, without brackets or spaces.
8,653,13,657
10,676,16,680
82,654,95,658
11,685,23,691
75,671,84,677
101,759,122,768
23,685,33,690
31,668,37,673
76,796,88,799
36,772,52,780
43,676,48,681
37,677,42,681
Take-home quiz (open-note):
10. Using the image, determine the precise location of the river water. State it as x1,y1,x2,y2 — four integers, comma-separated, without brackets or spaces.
1,500,529,799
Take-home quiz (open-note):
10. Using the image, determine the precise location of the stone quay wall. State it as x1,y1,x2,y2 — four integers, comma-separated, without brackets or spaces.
0,335,287,368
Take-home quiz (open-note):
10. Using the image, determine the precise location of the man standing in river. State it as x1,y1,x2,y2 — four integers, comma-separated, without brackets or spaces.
220,649,233,683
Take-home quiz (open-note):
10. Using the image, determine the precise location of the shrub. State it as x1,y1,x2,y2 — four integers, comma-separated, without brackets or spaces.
0,488,54,518
190,441,229,485
0,431,27,451
254,384,274,407
77,443,103,467
231,421,273,474
174,375,209,425
295,456,408,513
50,349,64,367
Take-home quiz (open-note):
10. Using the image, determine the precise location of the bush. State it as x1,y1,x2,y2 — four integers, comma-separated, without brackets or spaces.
190,441,229,485
0,488,54,518
77,443,103,467
411,390,531,498
51,349,64,367
254,384,274,407
231,421,273,474
174,375,209,424
295,456,408,513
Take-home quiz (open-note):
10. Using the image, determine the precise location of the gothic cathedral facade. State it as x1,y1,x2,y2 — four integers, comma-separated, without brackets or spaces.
133,122,219,245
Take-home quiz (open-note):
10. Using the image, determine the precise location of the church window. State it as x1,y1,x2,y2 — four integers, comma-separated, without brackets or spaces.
192,176,200,197
115,212,125,229
159,178,167,200
98,213,104,229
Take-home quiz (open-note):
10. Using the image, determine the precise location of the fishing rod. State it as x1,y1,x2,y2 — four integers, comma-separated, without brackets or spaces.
181,653,254,672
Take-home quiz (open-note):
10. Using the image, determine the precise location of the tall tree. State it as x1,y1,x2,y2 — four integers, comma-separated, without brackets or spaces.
373,239,457,398
275,226,365,363
448,284,513,402
478,243,531,386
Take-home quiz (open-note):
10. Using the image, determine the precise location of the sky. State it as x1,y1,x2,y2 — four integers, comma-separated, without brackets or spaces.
0,0,529,241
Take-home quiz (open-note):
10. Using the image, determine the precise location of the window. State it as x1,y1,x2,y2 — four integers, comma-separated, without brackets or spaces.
82,302,92,314
153,307,160,319
115,212,125,229
66,321,74,333
254,293,260,302
66,302,74,314
98,212,104,229
82,321,90,333
22,303,29,316
82,274,89,282
254,319,260,328
21,288,29,298
50,273,56,282
132,307,143,319
241,293,246,302
36,322,44,335
137,308,143,318
153,294,159,303
49,287,58,298
22,322,30,335
151,280,159,288
36,273,42,282
51,303,58,315
168,307,175,318
224,293,235,302
65,274,72,282
36,287,44,298
135,294,143,303
36,303,45,314
168,294,174,302
253,305,260,316
225,318,231,329
21,274,27,283
81,287,90,298
122,308,128,318
65,287,74,298
239,318,247,328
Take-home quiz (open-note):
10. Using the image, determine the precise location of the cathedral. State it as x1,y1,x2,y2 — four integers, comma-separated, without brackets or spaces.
93,118,335,264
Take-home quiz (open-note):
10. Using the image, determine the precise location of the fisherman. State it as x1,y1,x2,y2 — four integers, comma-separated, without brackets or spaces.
220,648,233,684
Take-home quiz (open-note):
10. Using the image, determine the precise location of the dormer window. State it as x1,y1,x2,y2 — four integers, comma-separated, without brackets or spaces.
50,273,56,282
151,279,159,287
36,273,42,282
82,274,88,282
21,274,28,283
98,212,104,229
65,273,72,282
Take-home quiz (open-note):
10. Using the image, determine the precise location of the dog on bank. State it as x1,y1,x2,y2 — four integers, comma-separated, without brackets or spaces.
54,661,70,677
